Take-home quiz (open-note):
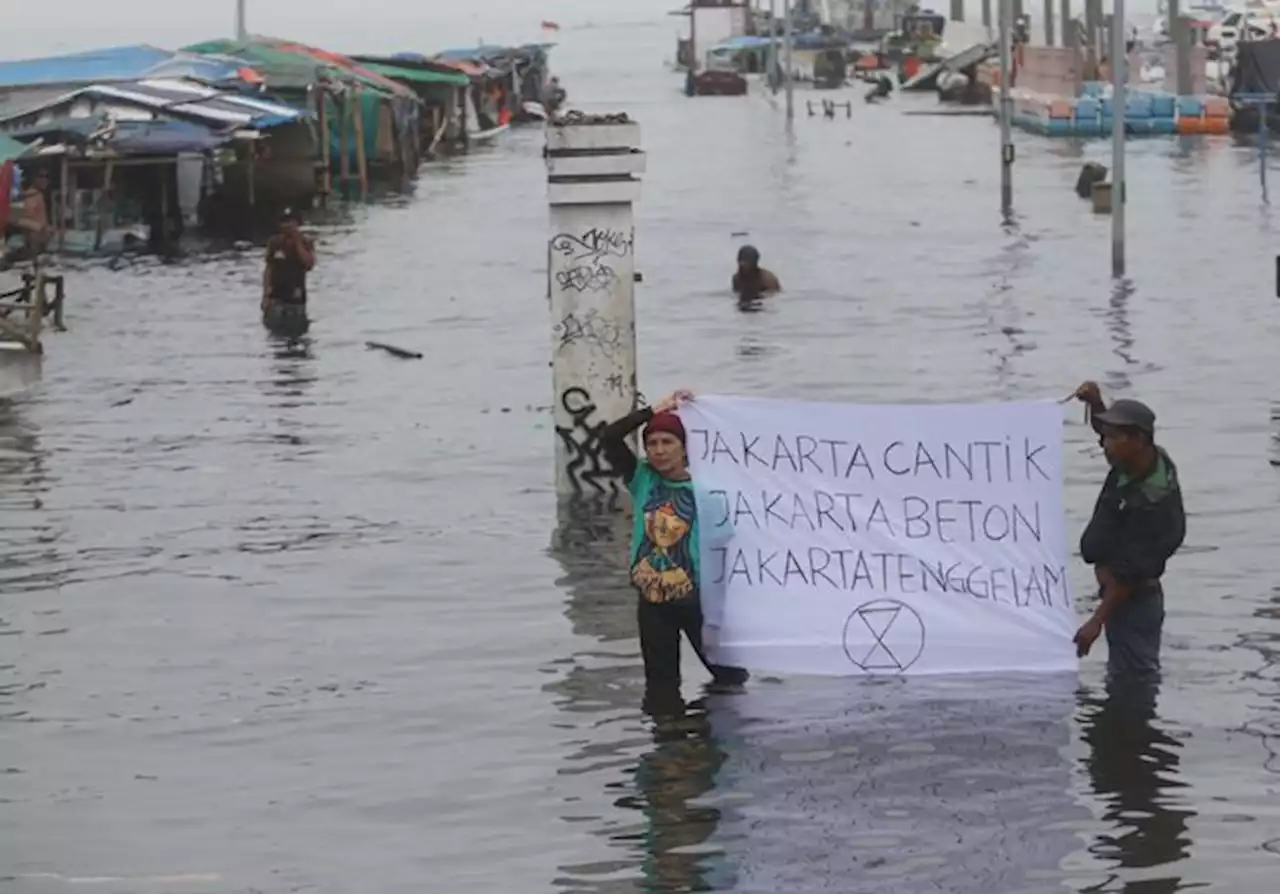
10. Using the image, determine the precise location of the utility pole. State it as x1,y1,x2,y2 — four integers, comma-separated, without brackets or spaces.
1111,0,1126,276
235,0,247,40
998,0,1014,217
783,0,795,121
769,0,780,94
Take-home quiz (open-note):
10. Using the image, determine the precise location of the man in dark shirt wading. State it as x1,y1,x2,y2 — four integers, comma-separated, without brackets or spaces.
1072,382,1186,681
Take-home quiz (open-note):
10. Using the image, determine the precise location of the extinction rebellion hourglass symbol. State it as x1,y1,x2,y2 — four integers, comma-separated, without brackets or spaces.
842,600,926,673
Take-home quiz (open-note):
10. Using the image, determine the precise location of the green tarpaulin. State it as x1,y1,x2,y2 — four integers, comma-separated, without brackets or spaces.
0,134,32,164
360,61,469,87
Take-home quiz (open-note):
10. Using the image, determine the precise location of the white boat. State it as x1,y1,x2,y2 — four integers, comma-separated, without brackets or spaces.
470,123,510,144
521,101,550,121
465,93,509,145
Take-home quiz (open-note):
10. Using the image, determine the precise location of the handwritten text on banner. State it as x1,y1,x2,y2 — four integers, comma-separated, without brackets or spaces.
681,396,1075,677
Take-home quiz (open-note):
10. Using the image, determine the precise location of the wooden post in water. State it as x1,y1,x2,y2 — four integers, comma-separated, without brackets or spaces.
545,114,645,501
317,86,331,204
57,155,69,252
352,88,368,199
338,90,351,196
783,0,794,121
94,159,113,252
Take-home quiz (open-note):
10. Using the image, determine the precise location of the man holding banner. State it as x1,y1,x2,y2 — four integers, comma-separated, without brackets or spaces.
1073,383,1186,681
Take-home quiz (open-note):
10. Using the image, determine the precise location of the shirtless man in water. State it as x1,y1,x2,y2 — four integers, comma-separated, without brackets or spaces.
731,245,781,298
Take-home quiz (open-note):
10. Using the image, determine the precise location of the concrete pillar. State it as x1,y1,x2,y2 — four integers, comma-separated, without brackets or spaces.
950,0,965,22
1044,0,1056,45
1060,0,1072,49
1085,0,1102,78
982,0,992,33
545,115,646,500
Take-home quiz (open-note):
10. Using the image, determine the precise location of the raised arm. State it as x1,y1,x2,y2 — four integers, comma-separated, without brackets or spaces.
599,407,653,483
1073,380,1109,435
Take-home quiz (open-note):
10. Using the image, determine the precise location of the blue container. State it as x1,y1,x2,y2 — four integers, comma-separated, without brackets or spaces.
1081,81,1108,98
1075,97,1101,119
1073,116,1102,136
1126,94,1154,118
1177,95,1204,117
1149,116,1177,135
1150,92,1176,117
1045,118,1074,136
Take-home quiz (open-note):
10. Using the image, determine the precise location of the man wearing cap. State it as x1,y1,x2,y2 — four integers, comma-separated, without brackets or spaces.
1072,382,1186,680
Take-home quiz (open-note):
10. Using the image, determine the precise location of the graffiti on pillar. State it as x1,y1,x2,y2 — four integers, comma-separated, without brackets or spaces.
551,227,633,294
554,307,625,359
555,386,624,495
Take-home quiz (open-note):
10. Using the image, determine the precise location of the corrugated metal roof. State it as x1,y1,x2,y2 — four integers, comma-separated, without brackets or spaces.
0,79,305,131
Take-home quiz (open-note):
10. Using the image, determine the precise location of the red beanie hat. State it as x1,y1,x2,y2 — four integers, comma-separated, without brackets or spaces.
644,411,686,444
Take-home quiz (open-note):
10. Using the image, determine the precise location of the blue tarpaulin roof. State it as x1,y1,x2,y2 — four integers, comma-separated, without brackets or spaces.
108,120,230,154
433,45,512,60
710,36,775,50
0,45,249,88
5,115,234,154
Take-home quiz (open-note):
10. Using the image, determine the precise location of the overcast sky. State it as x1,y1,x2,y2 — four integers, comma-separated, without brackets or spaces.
4,0,1161,60
3,0,685,59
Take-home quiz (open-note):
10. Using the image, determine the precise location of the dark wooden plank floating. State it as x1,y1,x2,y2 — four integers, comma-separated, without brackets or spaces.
366,341,423,359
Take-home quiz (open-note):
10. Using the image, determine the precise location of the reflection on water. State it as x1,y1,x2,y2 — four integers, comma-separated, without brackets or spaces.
1077,681,1195,892
1106,278,1139,392
705,676,1084,893
622,693,728,893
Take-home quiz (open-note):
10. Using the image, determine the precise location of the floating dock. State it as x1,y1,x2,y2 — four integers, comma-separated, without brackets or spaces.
995,82,1230,137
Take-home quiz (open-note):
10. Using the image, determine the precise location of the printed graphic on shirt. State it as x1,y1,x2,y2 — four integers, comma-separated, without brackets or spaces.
631,483,697,603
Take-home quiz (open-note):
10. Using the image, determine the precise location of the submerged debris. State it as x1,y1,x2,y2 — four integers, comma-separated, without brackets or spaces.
365,341,422,360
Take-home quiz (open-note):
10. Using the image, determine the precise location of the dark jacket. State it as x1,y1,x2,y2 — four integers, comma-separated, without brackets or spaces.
1080,447,1186,589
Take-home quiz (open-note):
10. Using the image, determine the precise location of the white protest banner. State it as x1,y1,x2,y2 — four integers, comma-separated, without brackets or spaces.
680,396,1075,676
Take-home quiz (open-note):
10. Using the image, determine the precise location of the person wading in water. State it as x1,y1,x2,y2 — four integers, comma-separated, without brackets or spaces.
1073,382,1186,681
262,209,315,333
731,245,781,299
601,390,749,699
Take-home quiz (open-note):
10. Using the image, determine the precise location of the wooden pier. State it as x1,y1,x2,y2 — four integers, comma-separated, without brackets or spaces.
0,265,67,355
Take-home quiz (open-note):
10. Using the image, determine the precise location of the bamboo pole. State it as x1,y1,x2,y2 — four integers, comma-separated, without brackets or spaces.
352,86,368,199
94,159,114,252
246,144,256,208
338,90,351,195
58,154,69,252
317,86,331,202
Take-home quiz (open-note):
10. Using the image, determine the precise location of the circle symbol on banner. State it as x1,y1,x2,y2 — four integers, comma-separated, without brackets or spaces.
842,599,926,673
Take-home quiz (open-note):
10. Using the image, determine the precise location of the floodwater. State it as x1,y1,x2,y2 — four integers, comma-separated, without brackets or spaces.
3,19,1280,894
